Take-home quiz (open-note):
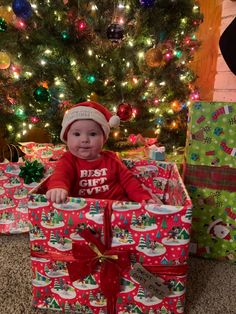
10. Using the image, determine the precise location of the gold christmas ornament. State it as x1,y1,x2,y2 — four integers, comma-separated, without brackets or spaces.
0,51,11,70
0,6,16,24
171,100,182,112
145,47,164,67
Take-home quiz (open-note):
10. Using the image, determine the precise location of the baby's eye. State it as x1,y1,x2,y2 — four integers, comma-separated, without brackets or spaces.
74,132,80,136
90,132,97,136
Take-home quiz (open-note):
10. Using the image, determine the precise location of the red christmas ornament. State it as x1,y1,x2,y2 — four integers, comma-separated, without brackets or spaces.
74,18,87,38
117,102,133,121
30,116,39,123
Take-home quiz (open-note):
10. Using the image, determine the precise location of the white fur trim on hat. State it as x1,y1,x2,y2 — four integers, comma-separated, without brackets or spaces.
109,115,120,128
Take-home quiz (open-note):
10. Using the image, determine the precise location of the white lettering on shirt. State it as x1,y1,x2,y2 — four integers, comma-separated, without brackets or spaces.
78,168,109,197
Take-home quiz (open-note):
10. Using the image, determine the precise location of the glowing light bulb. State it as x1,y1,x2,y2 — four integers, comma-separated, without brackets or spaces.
44,49,52,55
171,121,177,128
13,72,19,79
138,51,144,59
146,38,152,46
25,71,32,78
118,3,125,9
128,40,134,47
91,4,98,11
7,124,13,131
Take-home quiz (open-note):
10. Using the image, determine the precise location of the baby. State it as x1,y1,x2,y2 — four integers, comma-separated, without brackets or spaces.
46,101,162,205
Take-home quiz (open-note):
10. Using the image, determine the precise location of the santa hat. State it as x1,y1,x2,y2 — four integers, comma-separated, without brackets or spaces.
60,101,120,143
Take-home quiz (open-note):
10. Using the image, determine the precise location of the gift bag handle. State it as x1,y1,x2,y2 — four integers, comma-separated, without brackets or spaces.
2,144,20,162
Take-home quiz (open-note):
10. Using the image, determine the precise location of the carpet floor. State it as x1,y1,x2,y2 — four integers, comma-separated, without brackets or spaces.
0,234,235,314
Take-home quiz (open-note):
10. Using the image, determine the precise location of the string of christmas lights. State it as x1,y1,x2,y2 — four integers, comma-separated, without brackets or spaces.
0,0,202,151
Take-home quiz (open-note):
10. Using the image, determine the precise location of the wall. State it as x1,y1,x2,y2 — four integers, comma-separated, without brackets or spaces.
213,0,236,101
190,0,222,101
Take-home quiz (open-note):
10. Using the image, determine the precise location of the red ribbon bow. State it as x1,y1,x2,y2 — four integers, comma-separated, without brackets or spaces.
66,229,131,300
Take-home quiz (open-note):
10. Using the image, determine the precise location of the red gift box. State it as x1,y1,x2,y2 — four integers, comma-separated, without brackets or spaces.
0,161,56,234
20,142,67,162
28,161,192,313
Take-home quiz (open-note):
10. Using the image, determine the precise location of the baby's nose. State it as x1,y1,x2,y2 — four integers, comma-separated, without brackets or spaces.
81,135,89,142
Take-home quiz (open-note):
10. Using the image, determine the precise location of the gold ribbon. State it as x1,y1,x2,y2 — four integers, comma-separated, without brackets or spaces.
89,242,118,263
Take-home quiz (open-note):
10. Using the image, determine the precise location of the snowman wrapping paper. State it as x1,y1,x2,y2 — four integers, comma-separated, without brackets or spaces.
184,102,236,262
28,160,192,313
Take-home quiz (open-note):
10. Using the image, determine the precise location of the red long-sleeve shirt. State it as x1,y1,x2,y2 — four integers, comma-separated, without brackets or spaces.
46,150,151,202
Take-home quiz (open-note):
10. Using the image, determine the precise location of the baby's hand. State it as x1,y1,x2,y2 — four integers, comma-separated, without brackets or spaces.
147,198,163,205
143,197,163,205
46,188,68,204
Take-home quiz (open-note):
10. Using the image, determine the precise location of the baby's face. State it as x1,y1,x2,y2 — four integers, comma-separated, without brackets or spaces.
67,120,104,160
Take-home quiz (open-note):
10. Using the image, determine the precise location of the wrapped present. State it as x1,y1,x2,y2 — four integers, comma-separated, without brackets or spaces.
183,165,236,262
51,144,67,161
28,161,192,313
0,160,56,234
119,147,148,160
148,145,166,161
184,101,236,262
19,142,37,159
20,142,67,162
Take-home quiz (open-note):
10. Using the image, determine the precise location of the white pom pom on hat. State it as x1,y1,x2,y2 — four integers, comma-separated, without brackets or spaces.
60,101,120,143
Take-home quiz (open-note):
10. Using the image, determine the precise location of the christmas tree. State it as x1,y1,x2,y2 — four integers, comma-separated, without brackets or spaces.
0,0,202,151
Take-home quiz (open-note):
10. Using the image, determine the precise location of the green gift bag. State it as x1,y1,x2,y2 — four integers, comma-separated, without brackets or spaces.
184,102,236,262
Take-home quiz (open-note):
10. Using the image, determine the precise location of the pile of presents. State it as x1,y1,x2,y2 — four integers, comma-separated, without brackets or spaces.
0,101,236,313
